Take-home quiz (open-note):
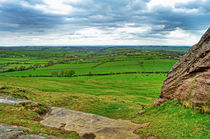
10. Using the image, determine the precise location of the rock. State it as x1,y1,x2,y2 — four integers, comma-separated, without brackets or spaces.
154,28,210,113
138,110,145,115
41,107,150,139
0,97,31,105
0,124,24,139
146,135,157,139
0,97,49,114
18,135,47,139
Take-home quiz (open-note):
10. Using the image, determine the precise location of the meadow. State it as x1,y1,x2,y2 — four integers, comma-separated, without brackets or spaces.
0,46,209,138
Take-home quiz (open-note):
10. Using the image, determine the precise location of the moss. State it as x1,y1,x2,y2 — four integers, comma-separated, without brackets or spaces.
182,100,193,108
201,106,210,114
180,100,210,114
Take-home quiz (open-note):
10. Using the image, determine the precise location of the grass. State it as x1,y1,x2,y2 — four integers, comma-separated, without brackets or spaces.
136,100,210,139
0,46,208,138
0,75,209,138
0,74,165,97
1,59,176,76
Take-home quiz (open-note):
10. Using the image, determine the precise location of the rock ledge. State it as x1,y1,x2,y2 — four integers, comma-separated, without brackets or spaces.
41,107,150,139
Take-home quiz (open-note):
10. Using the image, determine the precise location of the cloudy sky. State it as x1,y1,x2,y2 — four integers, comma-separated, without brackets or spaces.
0,0,209,46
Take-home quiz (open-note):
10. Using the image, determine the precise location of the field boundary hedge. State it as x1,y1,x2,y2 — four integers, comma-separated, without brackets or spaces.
3,71,168,78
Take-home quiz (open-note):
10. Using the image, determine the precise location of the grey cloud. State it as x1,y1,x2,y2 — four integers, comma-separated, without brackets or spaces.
0,0,209,45
0,2,64,33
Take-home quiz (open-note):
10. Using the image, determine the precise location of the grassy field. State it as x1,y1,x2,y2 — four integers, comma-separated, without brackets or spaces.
0,46,209,138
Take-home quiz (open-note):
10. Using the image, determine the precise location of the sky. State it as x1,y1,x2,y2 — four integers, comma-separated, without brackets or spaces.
0,0,209,46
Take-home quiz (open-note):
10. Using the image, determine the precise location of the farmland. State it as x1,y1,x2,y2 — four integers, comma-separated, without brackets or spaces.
0,46,209,138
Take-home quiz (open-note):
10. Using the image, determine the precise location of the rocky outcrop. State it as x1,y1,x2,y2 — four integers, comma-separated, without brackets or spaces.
154,28,210,113
41,107,150,139
0,96,150,139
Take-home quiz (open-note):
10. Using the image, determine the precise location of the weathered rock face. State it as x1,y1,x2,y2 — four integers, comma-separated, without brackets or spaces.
154,28,210,113
41,107,150,139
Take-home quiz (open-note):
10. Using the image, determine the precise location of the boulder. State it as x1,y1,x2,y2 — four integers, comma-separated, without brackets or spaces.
154,28,210,113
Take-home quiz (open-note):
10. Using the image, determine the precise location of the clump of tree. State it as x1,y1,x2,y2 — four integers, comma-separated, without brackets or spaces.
5,66,29,72
138,61,144,67
44,61,54,67
51,70,75,77
63,70,75,77
2,63,43,73
33,64,42,68
51,71,58,77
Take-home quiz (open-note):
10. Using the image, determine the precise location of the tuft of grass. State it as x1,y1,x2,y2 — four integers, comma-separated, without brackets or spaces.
0,86,36,100
19,102,49,115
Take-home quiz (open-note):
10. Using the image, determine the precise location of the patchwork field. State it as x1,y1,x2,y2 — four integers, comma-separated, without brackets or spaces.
0,46,209,138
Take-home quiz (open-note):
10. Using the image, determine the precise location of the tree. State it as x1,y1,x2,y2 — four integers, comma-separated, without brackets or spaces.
34,63,41,68
60,70,65,77
45,61,54,67
51,71,58,77
64,70,75,77
19,66,26,71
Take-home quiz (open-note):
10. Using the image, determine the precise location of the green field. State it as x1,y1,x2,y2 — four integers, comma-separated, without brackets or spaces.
0,46,209,138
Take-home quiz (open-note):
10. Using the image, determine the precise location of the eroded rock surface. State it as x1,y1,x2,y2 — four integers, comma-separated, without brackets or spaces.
0,124,24,139
0,97,31,105
18,135,47,139
154,28,210,113
41,107,149,139
0,124,47,139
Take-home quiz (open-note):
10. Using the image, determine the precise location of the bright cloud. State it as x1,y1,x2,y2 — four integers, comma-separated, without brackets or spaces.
147,0,195,9
146,0,199,13
21,0,80,15
167,27,191,38
117,26,151,34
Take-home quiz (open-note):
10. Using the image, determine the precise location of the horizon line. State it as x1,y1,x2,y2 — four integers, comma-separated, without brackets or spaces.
0,45,192,48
